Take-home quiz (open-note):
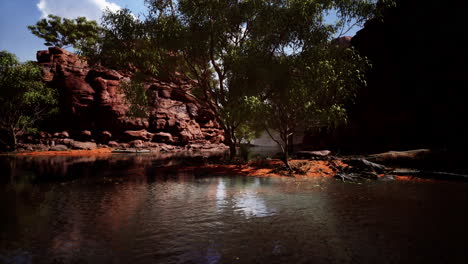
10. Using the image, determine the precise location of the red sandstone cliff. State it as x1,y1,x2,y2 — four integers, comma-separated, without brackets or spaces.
31,47,225,150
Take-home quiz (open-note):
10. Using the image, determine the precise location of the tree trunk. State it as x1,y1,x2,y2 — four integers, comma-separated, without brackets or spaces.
229,143,237,160
282,149,292,171
9,127,17,151
224,129,237,159
282,133,292,171
288,134,294,154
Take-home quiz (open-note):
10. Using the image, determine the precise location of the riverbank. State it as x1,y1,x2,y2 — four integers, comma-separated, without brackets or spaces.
15,148,114,156
7,148,455,182
12,148,342,178
158,159,436,182
158,159,345,179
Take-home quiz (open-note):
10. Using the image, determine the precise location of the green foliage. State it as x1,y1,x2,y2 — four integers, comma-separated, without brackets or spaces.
83,8,187,79
254,45,369,161
233,96,264,144
140,0,379,160
85,9,161,74
0,51,58,150
28,15,100,49
236,123,262,145
119,75,149,118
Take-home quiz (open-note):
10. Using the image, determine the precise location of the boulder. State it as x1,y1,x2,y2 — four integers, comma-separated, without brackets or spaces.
100,131,112,143
123,129,154,141
68,140,97,150
53,131,70,138
108,141,119,148
50,144,68,151
78,130,93,141
153,132,174,143
129,140,144,148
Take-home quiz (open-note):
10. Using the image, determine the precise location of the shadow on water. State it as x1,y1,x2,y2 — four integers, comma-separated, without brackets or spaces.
0,151,227,185
1,153,468,263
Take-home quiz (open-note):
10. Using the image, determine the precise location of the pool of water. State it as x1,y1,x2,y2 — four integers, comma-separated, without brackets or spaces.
1,154,468,263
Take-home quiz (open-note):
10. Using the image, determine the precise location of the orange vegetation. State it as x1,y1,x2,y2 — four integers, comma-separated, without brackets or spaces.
17,148,113,156
160,159,347,179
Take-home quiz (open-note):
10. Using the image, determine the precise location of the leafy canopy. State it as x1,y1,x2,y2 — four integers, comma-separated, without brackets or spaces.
28,15,101,49
141,0,377,158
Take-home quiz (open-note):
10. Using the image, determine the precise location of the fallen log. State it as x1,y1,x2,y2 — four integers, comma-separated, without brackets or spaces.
391,169,468,181
343,158,388,174
296,150,331,159
368,149,431,161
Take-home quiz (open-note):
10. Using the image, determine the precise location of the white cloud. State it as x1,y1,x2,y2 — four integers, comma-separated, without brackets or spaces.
37,0,121,21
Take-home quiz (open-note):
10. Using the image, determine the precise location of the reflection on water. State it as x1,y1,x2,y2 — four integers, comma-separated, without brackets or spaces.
216,178,274,218
1,155,468,263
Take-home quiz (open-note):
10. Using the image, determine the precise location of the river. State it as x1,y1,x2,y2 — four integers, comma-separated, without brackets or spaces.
1,154,468,263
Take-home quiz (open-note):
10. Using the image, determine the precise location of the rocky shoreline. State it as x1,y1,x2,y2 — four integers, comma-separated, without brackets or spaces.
11,138,229,154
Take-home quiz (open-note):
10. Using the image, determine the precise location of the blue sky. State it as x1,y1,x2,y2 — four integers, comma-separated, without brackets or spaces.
0,0,361,62
0,0,146,62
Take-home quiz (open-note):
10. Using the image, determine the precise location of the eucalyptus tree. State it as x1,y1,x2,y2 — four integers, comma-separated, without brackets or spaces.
240,0,376,169
255,46,368,169
28,15,101,50
0,51,58,150
143,0,271,157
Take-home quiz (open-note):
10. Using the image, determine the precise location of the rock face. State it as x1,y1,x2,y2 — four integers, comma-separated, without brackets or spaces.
36,47,225,147
331,36,352,48
305,0,468,152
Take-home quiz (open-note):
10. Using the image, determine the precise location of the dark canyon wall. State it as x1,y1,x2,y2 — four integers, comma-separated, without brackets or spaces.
305,0,468,152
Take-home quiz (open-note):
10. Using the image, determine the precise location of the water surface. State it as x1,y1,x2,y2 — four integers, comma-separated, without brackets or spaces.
1,154,468,263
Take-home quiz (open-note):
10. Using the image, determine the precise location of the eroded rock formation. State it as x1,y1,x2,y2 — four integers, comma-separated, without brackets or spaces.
28,47,225,150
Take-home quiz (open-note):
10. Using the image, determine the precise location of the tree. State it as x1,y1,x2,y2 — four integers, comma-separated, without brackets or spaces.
141,0,380,160
257,45,368,169
83,9,151,71
232,0,374,169
0,51,58,150
28,15,101,50
143,0,280,158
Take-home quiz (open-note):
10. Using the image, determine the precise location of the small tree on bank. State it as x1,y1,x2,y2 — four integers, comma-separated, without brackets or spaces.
0,51,58,150
257,45,369,169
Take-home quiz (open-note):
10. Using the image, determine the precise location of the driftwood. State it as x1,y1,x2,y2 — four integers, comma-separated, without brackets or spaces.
343,158,388,174
330,153,468,182
391,169,468,180
296,150,331,159
367,149,432,164
333,158,387,181
365,149,468,181
335,172,359,182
